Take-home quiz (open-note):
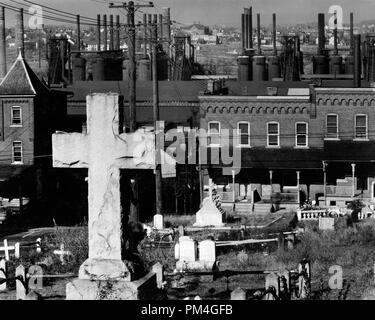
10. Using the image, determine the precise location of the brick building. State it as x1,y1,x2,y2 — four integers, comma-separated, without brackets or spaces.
0,53,69,222
199,80,375,212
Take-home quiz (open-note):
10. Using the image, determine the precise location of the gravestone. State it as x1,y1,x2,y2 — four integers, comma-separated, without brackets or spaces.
53,93,158,300
231,287,246,300
240,185,246,198
194,180,225,227
153,214,164,230
262,185,272,199
199,240,216,264
319,217,335,230
178,236,197,262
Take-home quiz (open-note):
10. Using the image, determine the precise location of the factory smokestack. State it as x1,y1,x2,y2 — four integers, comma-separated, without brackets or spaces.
103,14,108,50
109,15,114,50
76,15,81,51
354,34,361,87
318,13,325,55
241,14,245,50
273,13,277,55
257,13,261,54
15,8,25,57
0,7,6,78
350,12,354,55
159,14,163,42
244,8,249,49
162,8,171,46
333,11,338,56
115,15,120,50
248,7,253,48
97,14,101,51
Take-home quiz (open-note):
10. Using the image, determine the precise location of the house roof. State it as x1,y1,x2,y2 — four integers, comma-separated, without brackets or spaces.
0,52,49,95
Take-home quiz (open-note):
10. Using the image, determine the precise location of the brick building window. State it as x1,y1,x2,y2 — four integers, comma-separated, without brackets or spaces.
11,106,22,126
267,122,280,147
12,141,23,164
355,114,368,139
295,122,308,147
237,122,250,146
326,114,338,139
208,121,220,147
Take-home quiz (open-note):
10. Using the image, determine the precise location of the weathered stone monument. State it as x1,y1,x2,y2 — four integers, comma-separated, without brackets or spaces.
194,180,225,227
319,217,335,230
53,93,158,300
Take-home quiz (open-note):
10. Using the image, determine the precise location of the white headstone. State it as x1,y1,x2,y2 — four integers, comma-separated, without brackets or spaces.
319,217,335,230
0,259,6,291
231,287,246,300
262,185,272,198
240,185,246,197
199,240,216,263
15,265,26,300
153,214,164,230
178,237,197,262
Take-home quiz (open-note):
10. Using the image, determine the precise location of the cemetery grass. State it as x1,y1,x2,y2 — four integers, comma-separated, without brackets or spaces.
144,216,375,300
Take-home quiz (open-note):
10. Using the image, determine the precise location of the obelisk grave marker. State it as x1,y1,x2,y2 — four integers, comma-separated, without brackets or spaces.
53,93,162,299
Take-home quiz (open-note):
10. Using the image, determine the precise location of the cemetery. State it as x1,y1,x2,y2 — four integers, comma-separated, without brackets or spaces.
0,93,374,300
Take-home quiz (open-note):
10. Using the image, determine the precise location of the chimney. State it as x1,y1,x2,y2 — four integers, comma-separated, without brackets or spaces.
354,34,361,87
115,15,120,50
257,13,261,54
333,11,338,56
159,14,163,42
0,7,6,78
241,14,245,50
97,14,101,51
273,13,277,55
143,14,147,57
350,12,354,55
162,8,171,45
244,8,249,49
103,14,108,50
109,15,114,50
15,8,25,57
76,15,81,51
318,13,325,55
248,7,253,48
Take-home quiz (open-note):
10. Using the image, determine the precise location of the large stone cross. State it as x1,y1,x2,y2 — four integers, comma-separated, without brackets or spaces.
52,93,155,281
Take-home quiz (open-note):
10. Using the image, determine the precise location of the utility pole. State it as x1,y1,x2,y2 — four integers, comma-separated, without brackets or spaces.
109,1,154,132
152,15,162,216
109,1,154,222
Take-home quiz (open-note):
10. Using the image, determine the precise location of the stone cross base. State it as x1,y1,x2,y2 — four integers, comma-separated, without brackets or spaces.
66,271,157,300
175,260,215,272
78,258,132,281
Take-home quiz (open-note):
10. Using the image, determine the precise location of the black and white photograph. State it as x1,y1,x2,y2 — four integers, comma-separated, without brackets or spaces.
0,0,373,308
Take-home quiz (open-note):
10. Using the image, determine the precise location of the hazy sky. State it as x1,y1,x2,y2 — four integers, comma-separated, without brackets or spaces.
4,0,375,27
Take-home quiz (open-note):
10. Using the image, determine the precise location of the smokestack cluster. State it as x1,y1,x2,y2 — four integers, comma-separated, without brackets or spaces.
15,8,25,57
0,6,6,78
